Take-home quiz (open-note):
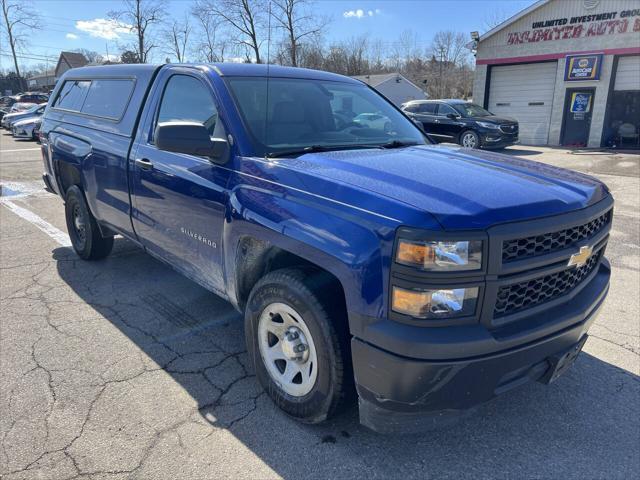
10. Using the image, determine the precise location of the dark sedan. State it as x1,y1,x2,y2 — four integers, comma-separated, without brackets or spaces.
402,99,519,149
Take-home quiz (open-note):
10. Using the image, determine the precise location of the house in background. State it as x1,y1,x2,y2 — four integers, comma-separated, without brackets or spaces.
353,73,427,106
27,70,56,92
55,52,88,80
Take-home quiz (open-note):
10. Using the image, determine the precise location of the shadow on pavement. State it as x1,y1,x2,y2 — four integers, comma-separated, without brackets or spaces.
497,147,543,156
53,239,640,478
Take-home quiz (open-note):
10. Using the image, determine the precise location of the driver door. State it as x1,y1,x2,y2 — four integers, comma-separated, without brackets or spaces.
130,70,231,294
434,104,463,141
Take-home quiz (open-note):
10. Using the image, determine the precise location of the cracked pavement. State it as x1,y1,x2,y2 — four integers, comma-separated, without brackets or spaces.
1,135,639,479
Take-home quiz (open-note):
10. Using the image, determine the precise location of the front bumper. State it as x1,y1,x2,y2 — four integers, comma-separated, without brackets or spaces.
353,260,610,433
12,125,33,138
482,133,518,149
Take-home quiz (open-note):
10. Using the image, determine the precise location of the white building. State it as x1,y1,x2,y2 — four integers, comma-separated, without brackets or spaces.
353,73,427,106
473,0,640,148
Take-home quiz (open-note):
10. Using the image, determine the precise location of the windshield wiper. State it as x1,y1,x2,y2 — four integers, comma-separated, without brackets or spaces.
268,144,382,158
380,140,420,149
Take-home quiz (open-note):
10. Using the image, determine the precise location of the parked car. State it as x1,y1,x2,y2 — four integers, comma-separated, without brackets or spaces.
12,116,42,140
402,99,519,149
8,102,38,114
13,92,48,105
0,92,47,114
353,112,393,132
2,103,45,129
41,64,612,434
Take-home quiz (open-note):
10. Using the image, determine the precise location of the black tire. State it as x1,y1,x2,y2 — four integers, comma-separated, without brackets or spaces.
459,129,480,149
245,267,353,423
64,185,114,260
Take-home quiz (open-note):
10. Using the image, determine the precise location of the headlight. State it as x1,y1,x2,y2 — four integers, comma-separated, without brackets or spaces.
392,286,479,319
396,239,482,271
477,121,500,129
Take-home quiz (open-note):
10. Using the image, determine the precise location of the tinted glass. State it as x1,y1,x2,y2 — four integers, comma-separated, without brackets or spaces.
419,103,437,114
157,75,217,135
452,103,493,117
54,80,90,111
226,77,426,157
403,104,418,113
81,79,135,119
437,104,457,116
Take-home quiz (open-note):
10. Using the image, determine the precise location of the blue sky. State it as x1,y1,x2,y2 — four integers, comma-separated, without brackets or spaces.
10,0,535,69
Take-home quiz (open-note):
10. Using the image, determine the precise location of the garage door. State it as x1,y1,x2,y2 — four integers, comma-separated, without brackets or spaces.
488,62,558,145
614,55,640,91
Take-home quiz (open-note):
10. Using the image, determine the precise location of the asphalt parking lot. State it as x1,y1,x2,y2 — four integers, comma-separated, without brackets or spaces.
1,132,639,480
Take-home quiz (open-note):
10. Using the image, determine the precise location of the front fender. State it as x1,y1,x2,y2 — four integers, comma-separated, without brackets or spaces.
223,183,397,324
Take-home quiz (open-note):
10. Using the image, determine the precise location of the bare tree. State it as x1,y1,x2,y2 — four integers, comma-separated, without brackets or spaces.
1,0,40,89
270,0,327,67
119,50,140,64
296,32,324,69
109,0,166,63
191,0,228,62
197,0,265,63
430,30,469,67
72,48,104,64
164,15,191,62
483,8,512,32
322,35,370,76
368,38,388,72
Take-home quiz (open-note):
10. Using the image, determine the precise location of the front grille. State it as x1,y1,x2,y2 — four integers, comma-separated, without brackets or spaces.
499,124,518,134
494,251,601,317
502,210,611,263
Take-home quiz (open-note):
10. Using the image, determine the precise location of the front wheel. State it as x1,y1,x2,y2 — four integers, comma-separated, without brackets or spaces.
65,185,114,260
460,130,480,149
245,268,352,423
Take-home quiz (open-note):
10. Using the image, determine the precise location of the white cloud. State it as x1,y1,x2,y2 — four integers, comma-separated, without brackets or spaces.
343,8,381,19
66,33,78,40
75,18,132,40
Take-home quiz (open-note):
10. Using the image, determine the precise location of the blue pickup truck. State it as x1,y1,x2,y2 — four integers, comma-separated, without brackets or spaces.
40,64,612,433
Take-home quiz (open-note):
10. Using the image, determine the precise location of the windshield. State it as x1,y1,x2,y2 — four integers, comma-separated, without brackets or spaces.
452,103,493,118
226,77,427,157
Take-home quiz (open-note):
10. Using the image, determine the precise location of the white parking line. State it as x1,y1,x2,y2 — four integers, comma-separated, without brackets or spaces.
0,148,42,153
1,200,71,247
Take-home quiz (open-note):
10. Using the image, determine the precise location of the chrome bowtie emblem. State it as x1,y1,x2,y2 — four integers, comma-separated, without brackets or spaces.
567,245,593,268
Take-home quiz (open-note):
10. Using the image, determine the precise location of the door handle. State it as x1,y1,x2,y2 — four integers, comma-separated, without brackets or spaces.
135,158,153,170
434,119,440,123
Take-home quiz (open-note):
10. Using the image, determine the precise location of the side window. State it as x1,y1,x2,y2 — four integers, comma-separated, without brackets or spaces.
404,104,417,113
156,75,218,136
419,103,437,114
54,80,91,111
437,104,457,117
81,79,135,120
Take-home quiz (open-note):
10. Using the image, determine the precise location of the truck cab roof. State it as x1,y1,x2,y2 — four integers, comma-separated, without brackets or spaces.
65,63,360,84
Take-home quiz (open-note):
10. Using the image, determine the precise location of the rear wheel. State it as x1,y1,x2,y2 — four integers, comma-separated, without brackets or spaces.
245,268,352,423
65,186,114,260
460,130,480,148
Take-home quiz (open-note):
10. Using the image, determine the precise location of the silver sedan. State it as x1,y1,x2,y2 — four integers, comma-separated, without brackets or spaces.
12,116,41,140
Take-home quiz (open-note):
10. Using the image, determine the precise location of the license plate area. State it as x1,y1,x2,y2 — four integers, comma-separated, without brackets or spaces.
540,335,588,384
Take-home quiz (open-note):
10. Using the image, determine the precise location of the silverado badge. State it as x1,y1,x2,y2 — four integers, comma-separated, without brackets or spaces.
567,245,593,268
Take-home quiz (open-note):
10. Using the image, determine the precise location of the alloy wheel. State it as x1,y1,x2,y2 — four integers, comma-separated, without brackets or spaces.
462,132,477,148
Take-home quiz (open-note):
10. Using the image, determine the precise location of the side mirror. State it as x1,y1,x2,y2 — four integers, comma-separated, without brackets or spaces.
155,121,229,163
412,118,425,132
446,113,459,120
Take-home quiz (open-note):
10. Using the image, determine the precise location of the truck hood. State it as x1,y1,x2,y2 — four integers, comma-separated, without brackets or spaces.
284,145,609,229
